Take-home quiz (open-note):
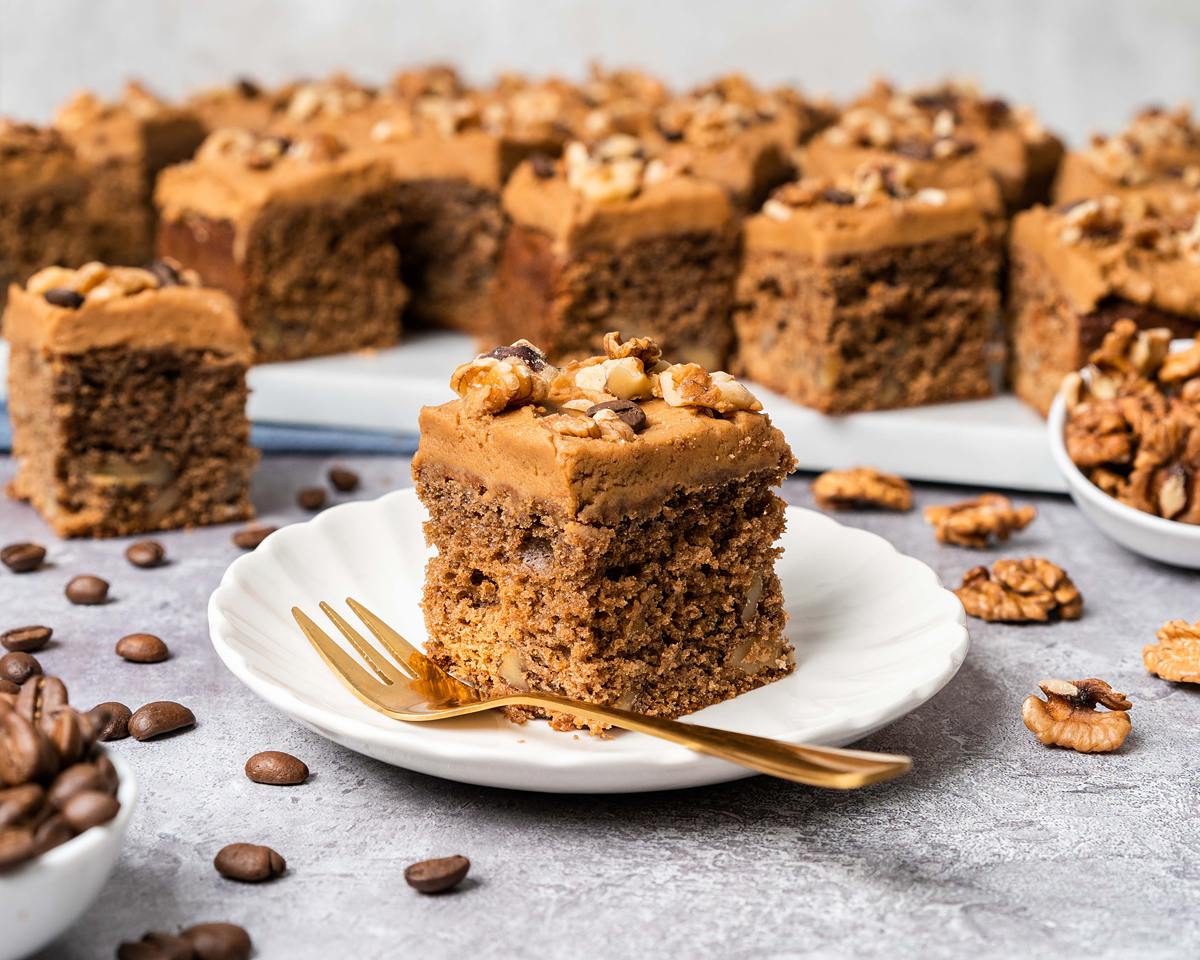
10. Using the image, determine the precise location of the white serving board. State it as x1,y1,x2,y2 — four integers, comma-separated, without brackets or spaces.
0,334,1066,492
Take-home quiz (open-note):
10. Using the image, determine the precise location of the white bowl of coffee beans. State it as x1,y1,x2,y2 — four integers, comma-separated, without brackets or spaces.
0,694,139,960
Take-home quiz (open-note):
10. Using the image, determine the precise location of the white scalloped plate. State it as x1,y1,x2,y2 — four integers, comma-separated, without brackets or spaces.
208,489,969,793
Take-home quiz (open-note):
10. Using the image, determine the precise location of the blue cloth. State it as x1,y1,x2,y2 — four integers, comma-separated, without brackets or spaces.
0,401,417,456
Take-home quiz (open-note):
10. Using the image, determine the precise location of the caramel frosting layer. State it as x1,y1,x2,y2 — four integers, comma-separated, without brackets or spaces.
1012,204,1200,315
155,141,394,234
800,137,1004,216
745,187,988,260
1052,150,1200,209
415,398,792,523
502,161,734,251
4,283,250,361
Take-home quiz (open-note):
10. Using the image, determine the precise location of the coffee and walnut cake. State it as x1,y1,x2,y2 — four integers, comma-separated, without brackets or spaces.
1009,195,1200,414
4,260,257,537
494,135,739,367
734,162,1000,412
412,333,796,731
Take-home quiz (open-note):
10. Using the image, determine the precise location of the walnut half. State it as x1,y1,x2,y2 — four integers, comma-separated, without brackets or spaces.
1022,678,1132,753
923,493,1036,548
954,557,1082,622
811,467,912,512
1143,619,1200,684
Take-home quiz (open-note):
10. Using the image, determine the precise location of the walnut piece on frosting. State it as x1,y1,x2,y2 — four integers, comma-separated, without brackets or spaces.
450,341,556,417
561,136,684,202
196,128,349,170
655,363,762,414
26,260,196,308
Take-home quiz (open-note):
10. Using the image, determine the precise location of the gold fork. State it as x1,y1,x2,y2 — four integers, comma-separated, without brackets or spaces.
292,598,912,789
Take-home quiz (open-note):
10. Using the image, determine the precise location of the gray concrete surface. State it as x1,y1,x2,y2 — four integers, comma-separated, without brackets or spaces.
1,454,1196,960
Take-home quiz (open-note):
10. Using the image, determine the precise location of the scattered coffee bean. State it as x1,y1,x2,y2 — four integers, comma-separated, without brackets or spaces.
116,633,170,664
0,652,42,686
0,679,18,696
145,258,182,287
125,540,167,569
48,762,109,809
32,812,73,855
0,825,37,870
296,486,327,511
129,701,195,741
231,525,276,550
244,750,308,786
88,701,132,741
214,842,287,883
1,625,52,653
586,398,647,431
118,930,195,960
1,542,46,574
65,574,109,605
181,922,252,960
328,465,360,492
60,789,120,832
0,783,45,827
43,287,84,309
404,854,470,894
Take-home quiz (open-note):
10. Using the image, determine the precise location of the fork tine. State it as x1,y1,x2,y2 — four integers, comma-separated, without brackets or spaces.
292,606,391,694
318,601,409,684
345,597,428,674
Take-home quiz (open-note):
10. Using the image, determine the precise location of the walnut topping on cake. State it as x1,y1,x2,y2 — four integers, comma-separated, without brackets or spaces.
1062,320,1200,523
655,364,762,414
54,81,171,131
26,261,195,307
869,76,1051,145
195,129,349,169
655,75,787,149
1054,195,1200,259
450,341,557,416
1082,106,1200,186
763,160,951,219
561,136,683,201
283,75,374,122
0,120,70,156
823,102,977,160
1022,679,1132,753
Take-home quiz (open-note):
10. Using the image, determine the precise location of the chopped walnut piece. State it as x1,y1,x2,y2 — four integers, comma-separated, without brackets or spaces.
1064,400,1135,468
954,557,1082,622
1122,413,1200,522
1158,341,1200,384
811,467,912,512
1144,620,1200,683
603,330,662,367
1088,318,1172,381
540,413,601,439
1021,678,1132,753
923,493,1036,548
449,350,550,416
656,364,761,414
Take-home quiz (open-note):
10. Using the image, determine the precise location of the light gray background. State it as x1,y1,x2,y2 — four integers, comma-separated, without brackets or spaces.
3,0,1200,144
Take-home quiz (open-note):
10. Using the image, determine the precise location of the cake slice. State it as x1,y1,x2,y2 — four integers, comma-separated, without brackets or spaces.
734,163,1000,413
4,260,257,537
155,128,406,362
494,135,739,367
412,333,796,731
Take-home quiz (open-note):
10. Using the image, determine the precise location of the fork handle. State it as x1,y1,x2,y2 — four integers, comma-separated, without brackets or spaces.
496,693,911,789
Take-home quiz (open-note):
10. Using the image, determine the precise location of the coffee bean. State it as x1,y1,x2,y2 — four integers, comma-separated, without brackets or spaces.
0,825,37,870
16,674,68,722
296,486,327,511
125,540,167,568
48,762,108,808
32,813,73,855
231,525,276,550
404,854,470,894
328,465,360,492
0,652,41,685
181,922,252,960
60,789,119,832
65,574,109,605
244,750,308,786
586,398,647,431
145,258,182,287
1,625,52,653
1,542,45,573
94,751,119,793
0,783,45,827
129,701,195,741
119,931,195,960
116,633,170,664
44,706,91,765
88,701,133,741
0,679,18,696
0,706,58,787
214,842,287,883
43,287,84,309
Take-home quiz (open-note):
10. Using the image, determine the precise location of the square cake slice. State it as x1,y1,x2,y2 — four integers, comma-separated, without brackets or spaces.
734,163,1000,413
412,334,796,731
1009,196,1200,415
155,129,407,362
494,136,739,368
4,260,258,537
